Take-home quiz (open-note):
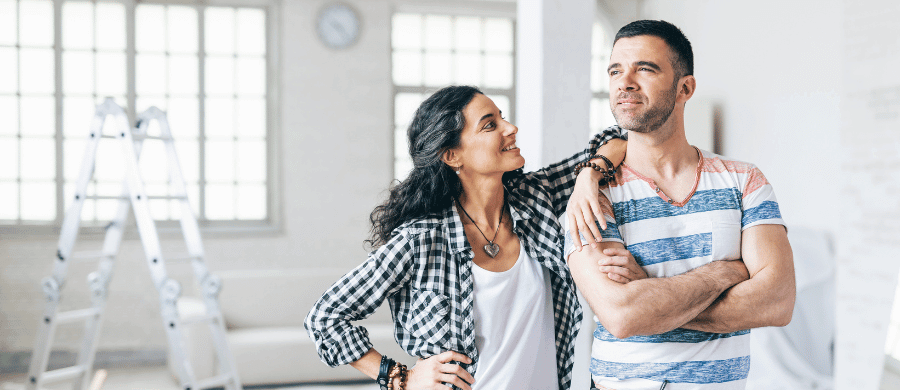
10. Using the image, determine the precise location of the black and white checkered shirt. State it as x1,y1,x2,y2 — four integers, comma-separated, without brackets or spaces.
305,128,624,390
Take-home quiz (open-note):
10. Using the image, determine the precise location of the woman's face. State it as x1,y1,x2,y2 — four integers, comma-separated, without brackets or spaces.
449,93,524,177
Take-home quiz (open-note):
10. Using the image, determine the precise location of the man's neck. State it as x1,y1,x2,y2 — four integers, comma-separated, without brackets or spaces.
623,125,698,181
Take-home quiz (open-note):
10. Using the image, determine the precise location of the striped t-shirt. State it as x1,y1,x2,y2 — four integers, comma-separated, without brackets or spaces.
565,149,785,390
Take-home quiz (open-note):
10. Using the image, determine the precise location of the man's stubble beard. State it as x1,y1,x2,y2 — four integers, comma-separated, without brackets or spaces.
611,83,677,134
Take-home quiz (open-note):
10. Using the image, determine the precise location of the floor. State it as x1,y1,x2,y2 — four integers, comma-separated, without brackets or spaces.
0,366,378,390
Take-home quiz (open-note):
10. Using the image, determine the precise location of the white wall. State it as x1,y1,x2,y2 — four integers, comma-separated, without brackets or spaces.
633,0,843,236
1,0,394,357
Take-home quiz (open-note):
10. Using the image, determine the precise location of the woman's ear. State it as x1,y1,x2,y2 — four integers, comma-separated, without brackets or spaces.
442,148,460,170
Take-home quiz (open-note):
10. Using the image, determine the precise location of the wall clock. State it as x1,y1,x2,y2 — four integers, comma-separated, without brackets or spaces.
316,3,361,50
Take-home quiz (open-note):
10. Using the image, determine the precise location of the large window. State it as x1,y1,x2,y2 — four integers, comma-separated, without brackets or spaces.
0,0,273,228
391,11,515,180
589,22,616,138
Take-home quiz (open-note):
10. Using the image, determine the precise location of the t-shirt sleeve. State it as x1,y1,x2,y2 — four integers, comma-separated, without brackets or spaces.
740,165,786,230
563,212,624,260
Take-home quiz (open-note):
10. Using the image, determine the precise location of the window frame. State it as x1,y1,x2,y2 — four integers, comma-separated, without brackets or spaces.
0,0,281,237
390,1,517,181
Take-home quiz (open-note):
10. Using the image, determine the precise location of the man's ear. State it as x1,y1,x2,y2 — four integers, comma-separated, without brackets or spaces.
442,148,460,170
678,75,696,103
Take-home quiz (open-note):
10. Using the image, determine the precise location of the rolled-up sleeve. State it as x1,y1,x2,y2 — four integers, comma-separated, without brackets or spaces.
304,233,414,366
528,126,626,217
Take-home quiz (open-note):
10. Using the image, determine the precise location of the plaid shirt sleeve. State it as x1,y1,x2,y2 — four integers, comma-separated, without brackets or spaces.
527,126,626,216
304,231,416,367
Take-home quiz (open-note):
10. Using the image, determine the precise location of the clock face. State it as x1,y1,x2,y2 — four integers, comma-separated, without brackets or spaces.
316,3,360,50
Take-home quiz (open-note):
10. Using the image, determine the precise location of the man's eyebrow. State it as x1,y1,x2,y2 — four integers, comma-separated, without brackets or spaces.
635,61,661,71
607,63,621,73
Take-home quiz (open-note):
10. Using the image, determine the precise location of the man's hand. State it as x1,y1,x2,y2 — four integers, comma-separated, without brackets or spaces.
406,351,475,390
598,247,648,283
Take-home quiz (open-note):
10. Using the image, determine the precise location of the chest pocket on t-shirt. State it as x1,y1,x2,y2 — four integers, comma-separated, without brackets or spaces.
711,219,742,261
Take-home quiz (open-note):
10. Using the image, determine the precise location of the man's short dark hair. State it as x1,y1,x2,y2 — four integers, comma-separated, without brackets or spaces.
614,20,694,80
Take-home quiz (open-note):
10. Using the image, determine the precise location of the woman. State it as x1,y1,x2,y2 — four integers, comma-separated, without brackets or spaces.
304,86,629,390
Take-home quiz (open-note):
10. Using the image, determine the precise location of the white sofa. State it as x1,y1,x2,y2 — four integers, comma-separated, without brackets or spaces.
169,268,414,386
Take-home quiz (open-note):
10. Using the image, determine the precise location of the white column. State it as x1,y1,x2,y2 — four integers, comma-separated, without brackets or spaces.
516,0,595,171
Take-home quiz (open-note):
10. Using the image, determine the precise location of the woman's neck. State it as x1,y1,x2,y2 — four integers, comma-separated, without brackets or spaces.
457,176,506,226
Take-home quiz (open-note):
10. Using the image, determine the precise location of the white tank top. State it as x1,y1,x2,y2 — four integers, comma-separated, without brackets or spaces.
471,246,559,390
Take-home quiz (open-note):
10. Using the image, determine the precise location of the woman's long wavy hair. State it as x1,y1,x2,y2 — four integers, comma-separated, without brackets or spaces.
366,86,495,249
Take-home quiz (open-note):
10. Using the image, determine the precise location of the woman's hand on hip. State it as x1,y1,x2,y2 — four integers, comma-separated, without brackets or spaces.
406,351,475,390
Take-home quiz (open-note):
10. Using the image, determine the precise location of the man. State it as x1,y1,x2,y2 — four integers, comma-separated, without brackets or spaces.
565,20,795,389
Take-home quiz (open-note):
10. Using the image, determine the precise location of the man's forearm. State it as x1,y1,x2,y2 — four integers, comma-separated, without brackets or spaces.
570,244,749,339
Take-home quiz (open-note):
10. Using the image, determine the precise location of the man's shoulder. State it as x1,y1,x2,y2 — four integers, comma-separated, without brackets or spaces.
699,149,760,175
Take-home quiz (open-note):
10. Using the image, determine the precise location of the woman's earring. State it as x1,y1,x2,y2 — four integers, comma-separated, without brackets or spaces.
455,166,461,175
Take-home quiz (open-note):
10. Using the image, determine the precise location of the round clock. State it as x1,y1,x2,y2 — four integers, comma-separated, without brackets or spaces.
316,3,361,50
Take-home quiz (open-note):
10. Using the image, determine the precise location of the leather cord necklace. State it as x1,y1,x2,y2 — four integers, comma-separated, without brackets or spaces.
456,199,503,258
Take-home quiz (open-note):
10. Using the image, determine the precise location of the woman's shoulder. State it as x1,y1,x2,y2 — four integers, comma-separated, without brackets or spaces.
391,212,448,239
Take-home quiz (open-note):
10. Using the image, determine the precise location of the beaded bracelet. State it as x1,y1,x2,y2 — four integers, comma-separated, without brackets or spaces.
386,363,408,390
574,155,617,182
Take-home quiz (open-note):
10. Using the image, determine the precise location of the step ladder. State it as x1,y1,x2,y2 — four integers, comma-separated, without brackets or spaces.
25,98,243,390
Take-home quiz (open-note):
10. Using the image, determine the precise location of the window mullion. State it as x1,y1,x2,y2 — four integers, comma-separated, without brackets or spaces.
197,4,206,222
125,0,136,125
54,0,64,224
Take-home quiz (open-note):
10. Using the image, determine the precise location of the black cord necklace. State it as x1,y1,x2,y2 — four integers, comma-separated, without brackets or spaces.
456,199,503,258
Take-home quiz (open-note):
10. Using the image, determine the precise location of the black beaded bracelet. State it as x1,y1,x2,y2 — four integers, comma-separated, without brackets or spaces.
378,355,395,390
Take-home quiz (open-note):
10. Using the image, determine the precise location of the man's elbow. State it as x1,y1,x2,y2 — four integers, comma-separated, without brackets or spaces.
599,306,645,339
769,288,796,327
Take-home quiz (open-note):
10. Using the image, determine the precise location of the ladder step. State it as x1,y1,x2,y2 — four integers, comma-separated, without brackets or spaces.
71,251,114,260
56,308,101,324
180,312,219,326
83,195,187,200
40,365,88,384
132,134,173,141
195,373,234,389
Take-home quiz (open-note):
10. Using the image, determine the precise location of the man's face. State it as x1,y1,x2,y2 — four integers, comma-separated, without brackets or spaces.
607,35,680,133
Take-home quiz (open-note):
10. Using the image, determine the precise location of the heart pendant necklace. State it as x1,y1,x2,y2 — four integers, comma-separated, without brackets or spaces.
456,199,503,258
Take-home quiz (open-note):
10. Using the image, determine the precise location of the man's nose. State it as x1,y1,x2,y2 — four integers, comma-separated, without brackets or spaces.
616,71,638,91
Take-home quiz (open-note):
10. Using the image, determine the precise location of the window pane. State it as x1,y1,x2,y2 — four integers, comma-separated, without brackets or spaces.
174,138,198,182
236,57,265,96
205,7,235,55
19,0,53,47
236,184,265,220
167,97,199,138
453,52,482,85
236,140,264,182
20,137,54,180
236,97,265,137
63,138,85,181
93,139,124,181
484,18,512,53
63,96,96,138
0,181,17,219
483,53,512,89
20,181,54,220
136,53,166,95
167,6,197,54
96,52,126,96
205,184,234,220
62,1,93,50
138,141,167,182
96,3,126,51
205,56,234,96
423,15,451,50
455,17,481,52
394,93,421,127
205,140,234,182
205,98,234,138
392,14,421,49
394,126,412,181
0,96,18,135
392,50,422,86
20,48,54,94
20,96,54,136
0,138,17,179
136,5,166,53
0,0,16,46
0,48,16,93
169,55,198,95
236,8,265,56
63,50,94,94
423,51,451,87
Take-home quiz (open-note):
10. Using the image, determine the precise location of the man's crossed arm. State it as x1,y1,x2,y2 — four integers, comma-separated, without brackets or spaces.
568,224,795,338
